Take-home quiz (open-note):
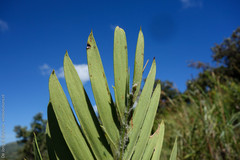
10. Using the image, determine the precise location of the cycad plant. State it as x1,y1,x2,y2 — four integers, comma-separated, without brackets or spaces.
34,26,177,160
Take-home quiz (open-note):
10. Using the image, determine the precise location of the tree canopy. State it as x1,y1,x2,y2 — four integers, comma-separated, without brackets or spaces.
187,27,240,92
14,113,48,160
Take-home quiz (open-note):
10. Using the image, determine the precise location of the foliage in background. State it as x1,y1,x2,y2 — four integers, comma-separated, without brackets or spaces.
188,27,240,92
153,27,240,159
14,113,48,160
212,27,240,81
154,76,240,159
154,80,179,109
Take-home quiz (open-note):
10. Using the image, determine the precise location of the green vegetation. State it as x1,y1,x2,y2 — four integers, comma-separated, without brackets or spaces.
12,27,239,159
39,26,177,160
153,27,240,159
14,113,48,160
154,77,240,159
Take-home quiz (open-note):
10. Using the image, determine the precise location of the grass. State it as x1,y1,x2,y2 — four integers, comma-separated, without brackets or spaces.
153,76,240,160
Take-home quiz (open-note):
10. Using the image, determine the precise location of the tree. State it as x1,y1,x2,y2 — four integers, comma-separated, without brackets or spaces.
155,80,180,109
212,27,240,80
14,113,48,160
187,27,240,92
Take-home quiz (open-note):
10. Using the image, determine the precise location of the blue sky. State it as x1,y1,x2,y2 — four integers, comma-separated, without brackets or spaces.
0,0,240,143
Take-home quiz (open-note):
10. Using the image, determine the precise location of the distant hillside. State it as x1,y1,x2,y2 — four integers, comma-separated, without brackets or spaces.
1,142,23,160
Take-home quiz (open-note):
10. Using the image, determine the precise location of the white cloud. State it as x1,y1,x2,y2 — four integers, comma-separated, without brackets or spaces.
39,64,52,76
0,19,8,32
39,63,90,83
180,0,203,8
74,64,89,83
55,67,65,78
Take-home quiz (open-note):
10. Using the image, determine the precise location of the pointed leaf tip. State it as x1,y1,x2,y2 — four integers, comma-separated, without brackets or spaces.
88,31,94,42
65,51,69,57
170,137,178,160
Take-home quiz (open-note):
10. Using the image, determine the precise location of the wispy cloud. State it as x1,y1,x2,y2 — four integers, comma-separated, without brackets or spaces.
0,19,9,32
39,64,90,83
39,64,52,76
55,67,65,78
180,0,203,8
